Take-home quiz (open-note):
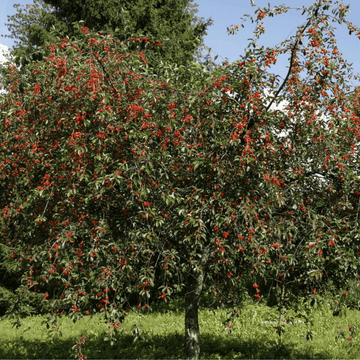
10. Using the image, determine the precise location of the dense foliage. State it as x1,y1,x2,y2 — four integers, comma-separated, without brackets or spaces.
0,0,212,309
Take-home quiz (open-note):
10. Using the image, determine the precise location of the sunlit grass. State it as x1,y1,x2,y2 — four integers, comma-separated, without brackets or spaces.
0,297,359,359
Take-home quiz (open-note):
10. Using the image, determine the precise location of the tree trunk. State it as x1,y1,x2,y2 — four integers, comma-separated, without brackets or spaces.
279,279,286,323
184,264,206,360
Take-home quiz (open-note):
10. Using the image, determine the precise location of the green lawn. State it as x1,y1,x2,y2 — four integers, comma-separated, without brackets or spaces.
0,296,359,359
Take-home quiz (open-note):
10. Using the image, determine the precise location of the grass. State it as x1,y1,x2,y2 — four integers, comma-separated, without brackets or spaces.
0,296,359,359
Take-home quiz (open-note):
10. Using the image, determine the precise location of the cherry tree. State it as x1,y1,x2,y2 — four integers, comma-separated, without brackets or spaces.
1,1,360,359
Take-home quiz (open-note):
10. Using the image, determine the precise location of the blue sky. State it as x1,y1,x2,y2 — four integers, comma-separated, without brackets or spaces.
1,0,360,79
195,0,360,80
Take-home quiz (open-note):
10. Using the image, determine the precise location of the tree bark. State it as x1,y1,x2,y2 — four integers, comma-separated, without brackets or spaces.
184,264,206,360
279,278,286,323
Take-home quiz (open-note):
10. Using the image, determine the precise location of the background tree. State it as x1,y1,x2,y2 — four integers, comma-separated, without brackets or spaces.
2,0,212,71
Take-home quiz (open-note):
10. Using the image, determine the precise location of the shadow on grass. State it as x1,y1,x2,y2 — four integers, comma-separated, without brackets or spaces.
0,329,332,359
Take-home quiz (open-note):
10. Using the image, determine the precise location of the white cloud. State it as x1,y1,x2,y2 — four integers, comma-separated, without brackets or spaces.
0,43,11,94
0,43,9,64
